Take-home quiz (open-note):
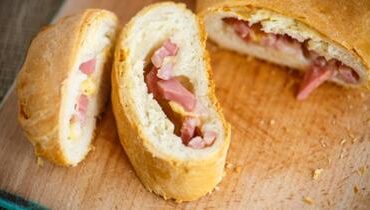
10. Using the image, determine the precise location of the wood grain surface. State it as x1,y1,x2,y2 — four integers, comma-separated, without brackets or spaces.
0,0,370,209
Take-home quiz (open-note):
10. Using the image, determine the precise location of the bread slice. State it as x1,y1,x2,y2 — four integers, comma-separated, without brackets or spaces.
111,2,231,202
197,0,370,98
17,10,118,166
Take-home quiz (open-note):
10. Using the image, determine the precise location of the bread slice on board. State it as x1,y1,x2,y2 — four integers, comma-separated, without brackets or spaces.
112,2,231,202
17,9,118,166
197,0,370,99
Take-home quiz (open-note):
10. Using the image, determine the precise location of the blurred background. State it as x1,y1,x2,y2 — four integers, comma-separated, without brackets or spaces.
0,0,64,103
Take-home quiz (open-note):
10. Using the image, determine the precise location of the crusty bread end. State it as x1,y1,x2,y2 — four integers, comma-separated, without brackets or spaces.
198,0,370,88
17,9,118,166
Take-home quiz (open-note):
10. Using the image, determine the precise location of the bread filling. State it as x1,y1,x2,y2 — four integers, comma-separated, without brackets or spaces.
144,39,217,149
223,18,360,100
68,58,97,140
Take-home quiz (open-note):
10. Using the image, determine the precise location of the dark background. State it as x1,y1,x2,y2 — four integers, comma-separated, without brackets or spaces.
0,0,64,103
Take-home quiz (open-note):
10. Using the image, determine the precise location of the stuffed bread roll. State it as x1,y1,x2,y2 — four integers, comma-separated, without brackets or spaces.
112,2,231,202
17,10,118,166
197,0,370,100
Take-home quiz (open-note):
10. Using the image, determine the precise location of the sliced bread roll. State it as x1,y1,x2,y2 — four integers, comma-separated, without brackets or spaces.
112,2,231,201
17,10,118,166
197,0,370,99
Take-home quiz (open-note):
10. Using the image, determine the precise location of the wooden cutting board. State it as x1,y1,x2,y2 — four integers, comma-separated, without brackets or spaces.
1,0,369,209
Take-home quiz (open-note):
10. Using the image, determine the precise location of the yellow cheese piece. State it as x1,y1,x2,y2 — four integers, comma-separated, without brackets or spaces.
81,77,96,96
68,122,80,140
169,101,193,118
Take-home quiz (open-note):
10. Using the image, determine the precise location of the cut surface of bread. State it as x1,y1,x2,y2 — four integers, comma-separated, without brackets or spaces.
112,2,231,201
17,10,118,166
198,0,370,99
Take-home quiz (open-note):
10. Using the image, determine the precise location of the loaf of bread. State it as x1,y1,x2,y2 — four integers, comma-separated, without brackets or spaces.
17,9,118,166
197,0,370,99
112,2,231,201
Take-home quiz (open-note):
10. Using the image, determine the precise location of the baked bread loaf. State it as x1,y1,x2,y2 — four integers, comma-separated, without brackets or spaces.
17,10,118,166
197,0,370,99
112,2,231,202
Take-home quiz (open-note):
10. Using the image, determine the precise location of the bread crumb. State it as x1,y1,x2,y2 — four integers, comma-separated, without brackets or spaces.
303,196,315,205
360,92,366,98
320,140,327,148
357,166,367,176
327,199,331,206
313,168,324,180
234,166,242,173
349,133,355,139
37,157,44,167
354,186,359,194
348,124,352,130
328,158,332,165
269,119,275,125
214,186,220,191
282,126,288,132
340,148,347,159
340,139,347,145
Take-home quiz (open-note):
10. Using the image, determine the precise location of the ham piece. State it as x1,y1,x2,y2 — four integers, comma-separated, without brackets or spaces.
145,66,161,98
337,64,359,84
180,117,198,144
157,78,196,112
163,39,178,55
146,67,196,112
297,59,336,100
151,39,178,68
77,94,89,122
223,18,253,41
203,130,217,145
188,137,206,149
180,118,217,148
157,62,174,80
79,58,96,75
147,40,196,111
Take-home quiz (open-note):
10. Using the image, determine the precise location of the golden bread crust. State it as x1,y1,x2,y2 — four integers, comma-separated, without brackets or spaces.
17,9,118,166
111,2,231,201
